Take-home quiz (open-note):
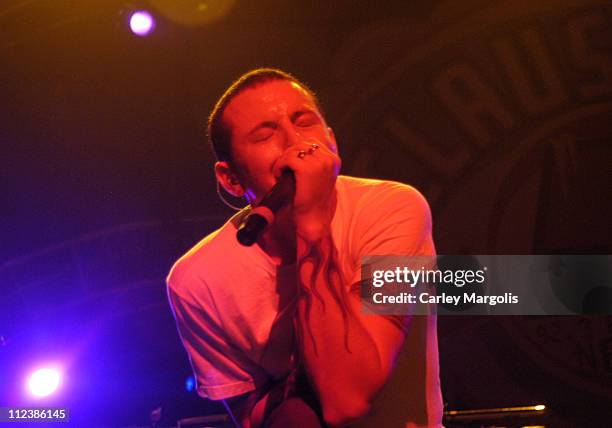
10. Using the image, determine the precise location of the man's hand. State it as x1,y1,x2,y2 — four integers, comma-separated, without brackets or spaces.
272,139,341,243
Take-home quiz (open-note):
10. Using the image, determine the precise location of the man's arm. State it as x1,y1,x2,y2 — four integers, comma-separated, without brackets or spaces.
223,391,260,428
294,231,407,427
223,373,294,428
273,139,433,426
167,274,269,423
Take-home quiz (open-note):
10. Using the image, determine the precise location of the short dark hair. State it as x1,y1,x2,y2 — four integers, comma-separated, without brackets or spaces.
207,68,323,163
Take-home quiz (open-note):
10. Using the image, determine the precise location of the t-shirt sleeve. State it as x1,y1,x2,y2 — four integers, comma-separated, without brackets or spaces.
351,183,436,283
349,183,437,331
167,267,264,400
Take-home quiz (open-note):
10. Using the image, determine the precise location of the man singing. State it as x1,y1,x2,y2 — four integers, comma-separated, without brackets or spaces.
167,68,443,427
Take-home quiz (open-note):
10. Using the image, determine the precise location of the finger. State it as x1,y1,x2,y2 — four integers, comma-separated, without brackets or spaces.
301,138,333,156
271,139,339,178
271,145,314,178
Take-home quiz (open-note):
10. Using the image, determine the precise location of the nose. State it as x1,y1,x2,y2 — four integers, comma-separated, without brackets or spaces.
279,119,301,149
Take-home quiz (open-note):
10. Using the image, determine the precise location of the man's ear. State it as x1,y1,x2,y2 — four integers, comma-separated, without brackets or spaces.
327,127,338,154
215,161,245,197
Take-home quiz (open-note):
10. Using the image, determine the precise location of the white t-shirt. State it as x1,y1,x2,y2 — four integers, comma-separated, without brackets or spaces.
167,175,443,427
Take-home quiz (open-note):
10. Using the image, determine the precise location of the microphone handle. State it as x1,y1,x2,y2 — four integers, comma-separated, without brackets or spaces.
236,170,295,246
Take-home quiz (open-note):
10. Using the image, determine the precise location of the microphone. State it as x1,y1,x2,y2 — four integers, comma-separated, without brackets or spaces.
236,169,295,246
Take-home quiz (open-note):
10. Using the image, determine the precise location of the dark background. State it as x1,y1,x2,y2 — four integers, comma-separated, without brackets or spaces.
1,0,611,426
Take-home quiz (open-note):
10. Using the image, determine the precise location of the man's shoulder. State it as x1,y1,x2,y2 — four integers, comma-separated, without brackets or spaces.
334,175,435,256
166,211,246,296
337,175,429,212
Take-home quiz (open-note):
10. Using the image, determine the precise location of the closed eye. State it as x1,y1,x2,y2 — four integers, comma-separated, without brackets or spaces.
251,128,274,142
249,122,276,141
293,111,319,127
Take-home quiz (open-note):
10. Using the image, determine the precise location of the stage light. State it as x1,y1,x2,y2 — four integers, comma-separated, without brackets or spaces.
28,368,61,398
185,375,195,392
129,10,155,36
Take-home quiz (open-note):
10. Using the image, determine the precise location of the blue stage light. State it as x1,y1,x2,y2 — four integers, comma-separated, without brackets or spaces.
185,375,195,392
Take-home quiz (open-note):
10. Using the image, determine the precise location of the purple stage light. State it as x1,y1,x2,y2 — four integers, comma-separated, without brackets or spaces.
129,11,155,36
28,368,61,397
